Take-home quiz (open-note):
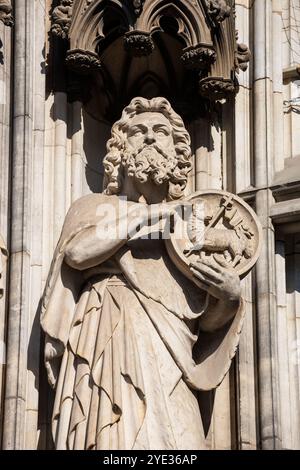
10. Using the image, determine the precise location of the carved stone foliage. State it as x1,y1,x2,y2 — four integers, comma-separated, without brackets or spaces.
205,0,231,25
199,76,238,100
181,45,216,71
123,31,154,57
236,42,251,72
50,0,249,103
234,30,251,72
65,49,101,73
0,0,13,27
51,0,73,39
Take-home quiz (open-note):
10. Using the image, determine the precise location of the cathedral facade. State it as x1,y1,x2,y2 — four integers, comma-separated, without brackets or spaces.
0,0,300,450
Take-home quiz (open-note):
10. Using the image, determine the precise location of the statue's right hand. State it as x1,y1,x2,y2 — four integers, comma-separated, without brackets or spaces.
148,200,192,221
45,334,64,360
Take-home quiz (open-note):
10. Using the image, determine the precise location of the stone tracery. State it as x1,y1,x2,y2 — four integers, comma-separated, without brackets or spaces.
50,0,249,102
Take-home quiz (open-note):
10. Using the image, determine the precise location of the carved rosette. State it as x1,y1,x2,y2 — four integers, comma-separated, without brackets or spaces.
206,0,231,25
181,45,216,71
66,49,102,74
0,0,13,27
199,76,238,100
124,31,155,57
51,0,73,40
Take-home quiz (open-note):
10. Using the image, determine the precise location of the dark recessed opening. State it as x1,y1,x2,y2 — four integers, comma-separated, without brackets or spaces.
102,8,123,37
159,16,180,36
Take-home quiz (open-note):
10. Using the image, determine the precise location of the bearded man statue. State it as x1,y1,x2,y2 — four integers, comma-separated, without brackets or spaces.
41,97,245,450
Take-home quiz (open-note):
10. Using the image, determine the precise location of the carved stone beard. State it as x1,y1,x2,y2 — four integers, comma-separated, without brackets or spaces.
123,144,178,186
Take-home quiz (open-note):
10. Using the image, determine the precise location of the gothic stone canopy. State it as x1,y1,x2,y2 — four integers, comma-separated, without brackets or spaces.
51,0,250,106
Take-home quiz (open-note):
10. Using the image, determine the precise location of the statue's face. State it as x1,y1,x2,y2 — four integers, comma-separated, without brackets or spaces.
123,112,178,186
126,112,174,153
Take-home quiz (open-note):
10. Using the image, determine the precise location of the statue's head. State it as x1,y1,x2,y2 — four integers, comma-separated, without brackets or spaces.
103,97,192,200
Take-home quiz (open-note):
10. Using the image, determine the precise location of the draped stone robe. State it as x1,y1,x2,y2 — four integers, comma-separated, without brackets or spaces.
41,193,245,450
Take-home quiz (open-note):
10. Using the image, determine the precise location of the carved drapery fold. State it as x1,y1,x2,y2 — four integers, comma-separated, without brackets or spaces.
0,0,13,27
50,0,249,102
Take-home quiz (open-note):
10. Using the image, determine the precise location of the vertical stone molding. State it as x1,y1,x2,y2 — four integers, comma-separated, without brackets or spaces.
2,0,34,449
2,0,46,450
0,235,8,444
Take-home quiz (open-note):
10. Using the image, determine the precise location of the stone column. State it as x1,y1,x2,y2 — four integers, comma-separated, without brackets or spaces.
272,0,284,173
2,0,46,449
255,189,279,449
236,272,258,450
282,0,292,160
285,234,300,449
53,91,68,245
275,238,292,449
193,117,213,191
235,0,253,193
0,0,12,445
25,0,46,449
2,0,34,449
71,101,84,203
252,0,281,450
253,0,274,187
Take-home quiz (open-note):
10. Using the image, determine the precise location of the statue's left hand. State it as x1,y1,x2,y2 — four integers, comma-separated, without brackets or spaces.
190,256,241,302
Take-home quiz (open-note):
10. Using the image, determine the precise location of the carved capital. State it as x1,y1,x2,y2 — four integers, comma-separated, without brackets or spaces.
206,0,231,24
66,49,102,74
181,44,216,71
199,76,238,100
51,0,73,40
0,0,13,27
124,31,154,57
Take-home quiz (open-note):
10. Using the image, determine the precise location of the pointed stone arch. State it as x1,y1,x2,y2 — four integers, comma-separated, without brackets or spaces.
50,0,250,109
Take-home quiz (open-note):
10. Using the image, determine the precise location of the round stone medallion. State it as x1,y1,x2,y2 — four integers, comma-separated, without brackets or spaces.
165,190,262,283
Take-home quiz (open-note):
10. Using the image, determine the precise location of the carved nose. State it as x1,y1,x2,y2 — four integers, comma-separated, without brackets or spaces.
144,131,155,145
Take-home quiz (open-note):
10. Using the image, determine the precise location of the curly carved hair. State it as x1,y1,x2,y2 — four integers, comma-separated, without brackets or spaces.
103,97,192,200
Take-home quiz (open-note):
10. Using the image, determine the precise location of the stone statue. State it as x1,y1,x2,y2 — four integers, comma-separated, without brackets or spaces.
41,97,255,450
